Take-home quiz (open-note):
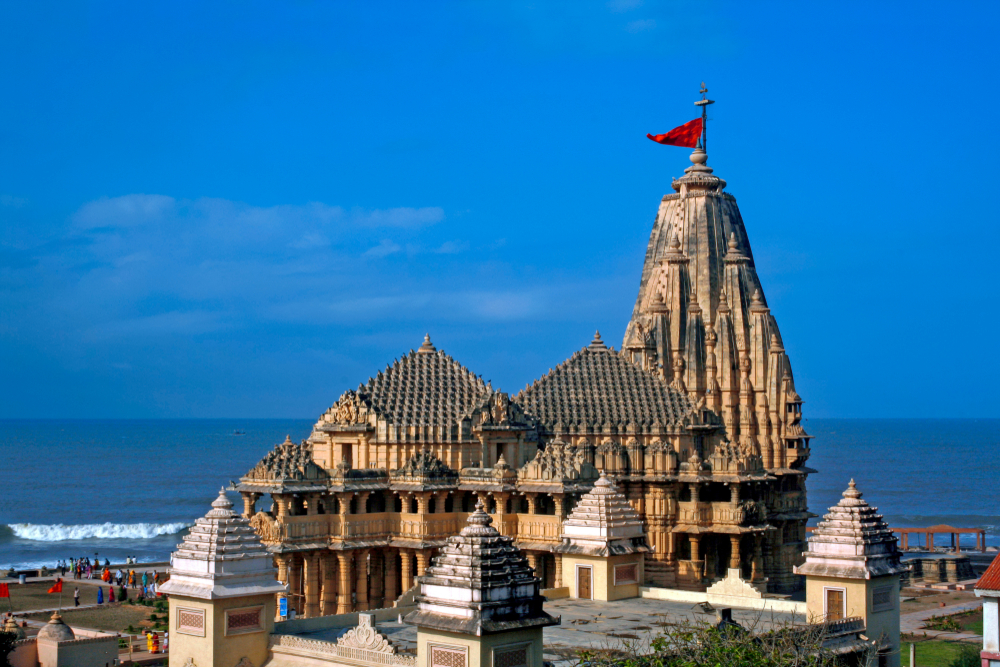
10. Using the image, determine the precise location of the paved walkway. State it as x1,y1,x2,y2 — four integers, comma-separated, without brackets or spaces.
900,598,982,643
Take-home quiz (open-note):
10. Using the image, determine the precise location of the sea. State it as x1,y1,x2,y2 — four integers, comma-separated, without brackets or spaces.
0,419,997,570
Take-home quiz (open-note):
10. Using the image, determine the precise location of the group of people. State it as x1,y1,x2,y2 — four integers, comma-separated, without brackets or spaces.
72,569,162,606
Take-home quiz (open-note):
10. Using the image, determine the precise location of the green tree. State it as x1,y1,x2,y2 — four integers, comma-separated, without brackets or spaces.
947,644,980,667
0,630,18,667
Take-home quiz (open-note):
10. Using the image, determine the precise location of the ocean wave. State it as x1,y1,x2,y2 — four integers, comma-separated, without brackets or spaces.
5,522,191,542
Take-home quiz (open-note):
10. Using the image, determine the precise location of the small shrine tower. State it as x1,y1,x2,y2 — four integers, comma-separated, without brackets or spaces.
556,473,650,601
795,480,907,667
160,489,287,667
405,501,560,667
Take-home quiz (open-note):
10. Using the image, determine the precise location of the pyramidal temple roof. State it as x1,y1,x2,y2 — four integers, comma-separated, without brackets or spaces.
515,332,696,434
557,473,650,556
315,335,490,431
159,489,287,600
794,480,907,580
405,502,559,636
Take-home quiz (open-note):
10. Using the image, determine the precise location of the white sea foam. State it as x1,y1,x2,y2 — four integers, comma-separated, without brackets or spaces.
7,522,191,541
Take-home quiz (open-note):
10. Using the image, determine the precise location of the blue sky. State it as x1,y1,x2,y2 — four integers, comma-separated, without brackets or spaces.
2,1,999,419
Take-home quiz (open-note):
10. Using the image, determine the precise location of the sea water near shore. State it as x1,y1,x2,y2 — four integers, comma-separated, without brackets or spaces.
0,418,997,570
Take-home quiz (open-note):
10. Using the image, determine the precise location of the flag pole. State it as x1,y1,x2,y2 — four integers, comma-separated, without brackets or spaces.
695,82,715,153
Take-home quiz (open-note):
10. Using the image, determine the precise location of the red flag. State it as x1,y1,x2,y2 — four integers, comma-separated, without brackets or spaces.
47,579,63,594
0,583,8,598
647,118,703,148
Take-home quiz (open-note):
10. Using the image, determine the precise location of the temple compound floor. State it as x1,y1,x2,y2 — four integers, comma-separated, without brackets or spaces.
296,598,804,667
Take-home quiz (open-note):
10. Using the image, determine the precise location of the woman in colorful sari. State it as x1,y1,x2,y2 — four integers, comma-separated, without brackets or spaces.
97,586,103,604
109,586,115,603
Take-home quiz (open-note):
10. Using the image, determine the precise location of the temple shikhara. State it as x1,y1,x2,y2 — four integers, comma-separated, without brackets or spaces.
234,92,815,620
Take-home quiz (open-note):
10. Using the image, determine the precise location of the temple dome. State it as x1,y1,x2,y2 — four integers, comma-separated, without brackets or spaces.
159,489,287,600
2,616,25,640
794,480,908,580
404,502,559,636
514,335,696,434
36,612,74,642
556,472,650,556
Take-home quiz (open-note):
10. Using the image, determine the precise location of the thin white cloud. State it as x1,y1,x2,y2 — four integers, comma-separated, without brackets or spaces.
363,239,402,258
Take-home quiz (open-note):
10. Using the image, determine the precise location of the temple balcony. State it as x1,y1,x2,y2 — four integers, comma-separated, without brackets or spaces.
394,512,467,541
341,513,392,540
512,513,562,543
677,501,712,526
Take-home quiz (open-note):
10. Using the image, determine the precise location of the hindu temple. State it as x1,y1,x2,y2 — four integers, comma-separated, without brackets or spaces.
234,94,816,617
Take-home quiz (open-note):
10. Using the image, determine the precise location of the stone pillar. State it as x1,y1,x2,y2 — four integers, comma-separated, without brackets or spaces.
274,554,289,619
357,491,370,515
690,483,700,503
288,555,302,614
416,492,430,514
729,484,740,505
667,531,678,562
729,535,741,569
553,494,565,519
751,533,764,583
384,550,399,604
306,493,318,516
321,553,338,615
434,491,449,513
304,552,320,618
355,549,369,611
276,495,288,519
336,551,353,614
690,535,701,561
370,550,384,609
242,492,259,518
526,493,538,514
400,549,413,592
526,553,539,575
554,554,563,587
415,549,429,576
338,493,352,518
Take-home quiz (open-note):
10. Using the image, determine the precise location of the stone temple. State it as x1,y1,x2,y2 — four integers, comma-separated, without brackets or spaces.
236,134,815,619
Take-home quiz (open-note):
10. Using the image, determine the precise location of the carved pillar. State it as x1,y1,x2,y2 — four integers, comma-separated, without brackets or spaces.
554,554,563,587
729,535,741,569
730,484,740,505
690,483,700,503
526,553,539,574
274,554,289,619
242,492,260,518
356,491,370,515
321,553,338,615
553,494,565,519
415,549,429,576
434,491,449,513
354,549,369,611
336,551,353,614
690,535,701,561
496,492,509,535
415,492,430,514
384,549,399,604
276,495,288,519
369,550,384,609
667,531,678,562
287,555,302,614
304,552,320,618
526,493,538,514
400,549,413,592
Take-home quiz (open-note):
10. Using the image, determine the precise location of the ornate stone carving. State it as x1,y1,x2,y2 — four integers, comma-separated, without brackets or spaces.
337,614,393,652
244,436,326,483
392,449,457,482
519,439,598,483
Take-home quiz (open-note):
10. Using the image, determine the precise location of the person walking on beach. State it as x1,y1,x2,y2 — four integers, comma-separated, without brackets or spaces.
97,586,103,605
73,587,79,607
109,585,115,603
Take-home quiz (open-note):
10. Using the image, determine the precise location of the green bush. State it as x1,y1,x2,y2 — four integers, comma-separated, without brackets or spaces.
948,644,980,667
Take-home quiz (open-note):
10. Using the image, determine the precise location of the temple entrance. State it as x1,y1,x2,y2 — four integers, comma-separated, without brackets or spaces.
577,566,592,599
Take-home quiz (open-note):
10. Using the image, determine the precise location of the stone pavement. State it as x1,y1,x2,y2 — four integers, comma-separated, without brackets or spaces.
299,597,805,667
